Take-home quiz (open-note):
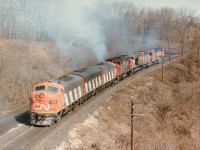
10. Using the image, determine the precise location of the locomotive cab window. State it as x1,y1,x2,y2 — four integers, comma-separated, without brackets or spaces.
47,86,58,94
114,61,121,65
35,86,45,91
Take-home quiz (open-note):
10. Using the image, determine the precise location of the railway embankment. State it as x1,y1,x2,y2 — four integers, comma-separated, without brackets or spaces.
54,51,200,150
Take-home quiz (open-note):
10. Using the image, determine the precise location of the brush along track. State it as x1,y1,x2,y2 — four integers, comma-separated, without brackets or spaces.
0,55,180,150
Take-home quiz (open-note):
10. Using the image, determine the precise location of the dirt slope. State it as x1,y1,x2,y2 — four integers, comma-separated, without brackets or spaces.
54,53,200,150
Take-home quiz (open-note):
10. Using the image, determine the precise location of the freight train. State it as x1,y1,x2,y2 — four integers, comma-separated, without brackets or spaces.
29,48,164,126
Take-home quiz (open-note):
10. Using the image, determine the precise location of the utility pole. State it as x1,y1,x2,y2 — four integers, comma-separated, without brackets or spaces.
167,31,171,62
116,98,145,150
161,49,164,83
131,99,134,150
130,98,145,150
161,57,164,83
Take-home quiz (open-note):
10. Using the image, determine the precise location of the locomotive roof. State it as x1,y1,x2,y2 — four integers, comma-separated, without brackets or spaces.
131,54,140,57
94,62,115,70
53,74,81,83
94,62,115,68
72,66,101,78
106,55,130,61
52,74,82,89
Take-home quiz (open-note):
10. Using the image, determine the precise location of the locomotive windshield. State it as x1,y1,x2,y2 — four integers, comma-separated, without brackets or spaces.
35,86,58,94
35,86,45,91
47,86,58,94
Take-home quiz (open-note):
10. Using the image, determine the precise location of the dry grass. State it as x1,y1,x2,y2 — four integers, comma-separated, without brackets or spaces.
0,39,99,112
60,49,200,150
0,40,67,111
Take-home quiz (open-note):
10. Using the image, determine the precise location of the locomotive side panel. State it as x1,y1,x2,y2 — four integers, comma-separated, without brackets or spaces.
54,74,83,109
73,67,102,94
119,55,130,73
95,62,116,84
151,49,156,62
106,55,130,76
155,48,162,63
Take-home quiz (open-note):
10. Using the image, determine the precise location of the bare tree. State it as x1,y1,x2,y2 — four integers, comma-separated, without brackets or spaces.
159,7,176,61
175,8,197,55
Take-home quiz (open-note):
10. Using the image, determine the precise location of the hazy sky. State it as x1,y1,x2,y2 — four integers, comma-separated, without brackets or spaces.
134,0,200,16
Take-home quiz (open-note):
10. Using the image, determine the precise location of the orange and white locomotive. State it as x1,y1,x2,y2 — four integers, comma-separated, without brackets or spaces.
30,62,117,125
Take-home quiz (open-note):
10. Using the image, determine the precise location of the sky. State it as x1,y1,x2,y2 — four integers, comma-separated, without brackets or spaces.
134,0,200,16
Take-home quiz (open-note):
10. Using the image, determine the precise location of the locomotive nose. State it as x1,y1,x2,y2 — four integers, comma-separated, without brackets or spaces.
30,92,51,112
35,92,53,102
35,92,55,104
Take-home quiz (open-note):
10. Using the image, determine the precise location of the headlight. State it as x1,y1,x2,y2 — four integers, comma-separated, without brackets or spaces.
39,93,45,98
50,100,57,104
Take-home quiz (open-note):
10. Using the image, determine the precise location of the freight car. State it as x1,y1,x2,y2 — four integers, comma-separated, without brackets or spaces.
29,48,164,126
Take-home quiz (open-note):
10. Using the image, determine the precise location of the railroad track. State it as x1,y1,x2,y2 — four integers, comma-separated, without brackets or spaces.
0,54,180,150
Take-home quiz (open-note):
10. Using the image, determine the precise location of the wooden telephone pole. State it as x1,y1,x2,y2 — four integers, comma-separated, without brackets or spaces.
130,98,145,150
117,98,145,150
131,100,134,150
161,57,164,83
